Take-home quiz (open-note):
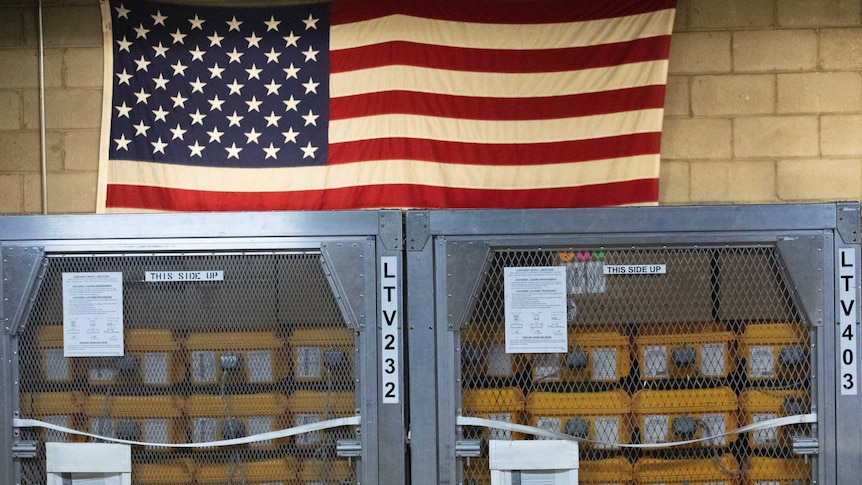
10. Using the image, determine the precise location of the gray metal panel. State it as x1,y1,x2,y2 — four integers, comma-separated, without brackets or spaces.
321,239,373,331
427,204,839,236
0,210,383,242
406,214,439,485
445,240,492,331
1,246,47,334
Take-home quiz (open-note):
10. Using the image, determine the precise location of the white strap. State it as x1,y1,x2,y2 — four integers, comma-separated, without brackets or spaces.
14,416,361,448
457,413,816,449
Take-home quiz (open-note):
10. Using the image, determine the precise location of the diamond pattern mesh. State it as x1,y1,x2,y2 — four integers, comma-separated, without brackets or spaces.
17,253,357,485
459,247,812,485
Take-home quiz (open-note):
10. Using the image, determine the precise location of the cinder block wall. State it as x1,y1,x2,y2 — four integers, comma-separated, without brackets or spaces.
662,0,862,204
0,0,861,213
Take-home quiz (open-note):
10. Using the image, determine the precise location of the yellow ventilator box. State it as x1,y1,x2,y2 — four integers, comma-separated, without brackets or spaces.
132,459,195,485
87,329,183,387
740,389,809,449
739,323,808,381
526,390,631,449
634,326,736,381
461,387,526,440
634,454,739,485
299,459,354,485
579,456,634,485
742,457,811,485
36,325,83,384
185,330,288,386
84,394,185,452
462,458,490,485
286,390,356,448
19,392,84,443
531,326,631,383
196,457,299,485
186,392,289,450
460,324,527,379
632,387,738,448
288,327,354,383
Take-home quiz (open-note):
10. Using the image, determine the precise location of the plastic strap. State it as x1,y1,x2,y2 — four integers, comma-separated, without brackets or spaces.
457,413,816,449
13,415,361,448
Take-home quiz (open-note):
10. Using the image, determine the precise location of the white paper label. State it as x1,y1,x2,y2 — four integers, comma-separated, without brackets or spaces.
701,413,726,446
533,353,561,381
143,352,168,384
44,349,70,381
297,347,322,378
603,264,666,275
585,261,607,293
192,351,216,383
700,343,726,377
296,413,321,445
504,266,567,353
144,271,223,282
193,417,217,445
62,272,124,357
643,346,668,378
247,350,273,383
593,417,619,449
44,415,69,442
749,345,775,378
592,348,617,381
839,248,858,395
249,416,273,446
535,417,560,440
753,413,778,445
643,415,668,444
487,413,513,440
144,418,168,450
380,256,401,404
486,343,513,377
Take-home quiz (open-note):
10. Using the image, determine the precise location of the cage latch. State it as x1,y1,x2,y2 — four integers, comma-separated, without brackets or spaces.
792,435,818,457
336,439,362,458
455,439,481,458
12,440,38,459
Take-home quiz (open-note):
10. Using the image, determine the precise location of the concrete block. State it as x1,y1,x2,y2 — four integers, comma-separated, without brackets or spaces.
25,6,102,47
0,8,24,47
65,47,104,88
664,76,690,116
778,0,861,27
777,159,862,201
674,0,690,32
822,115,862,156
668,32,732,75
23,172,43,214
658,160,690,204
690,160,776,202
0,91,22,130
691,75,775,116
0,49,63,89
820,29,862,70
733,30,818,72
733,116,819,158
0,130,63,172
690,0,774,29
64,129,100,171
46,171,98,214
0,174,24,215
661,118,733,160
778,72,862,113
24,88,102,130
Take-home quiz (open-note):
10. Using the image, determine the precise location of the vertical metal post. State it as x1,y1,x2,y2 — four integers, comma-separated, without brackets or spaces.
38,0,49,214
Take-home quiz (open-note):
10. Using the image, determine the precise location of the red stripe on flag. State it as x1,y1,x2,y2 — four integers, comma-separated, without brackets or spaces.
331,86,667,121
331,0,677,25
330,37,672,74
328,133,662,166
106,179,659,211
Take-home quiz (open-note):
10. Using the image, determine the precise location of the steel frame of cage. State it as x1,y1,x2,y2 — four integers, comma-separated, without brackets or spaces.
0,210,407,485
405,203,862,485
1,203,860,485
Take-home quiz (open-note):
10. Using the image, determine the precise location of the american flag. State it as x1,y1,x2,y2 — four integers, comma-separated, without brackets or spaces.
98,0,676,212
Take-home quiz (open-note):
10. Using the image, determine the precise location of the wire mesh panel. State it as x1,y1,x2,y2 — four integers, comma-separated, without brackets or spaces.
457,246,812,485
17,252,359,485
